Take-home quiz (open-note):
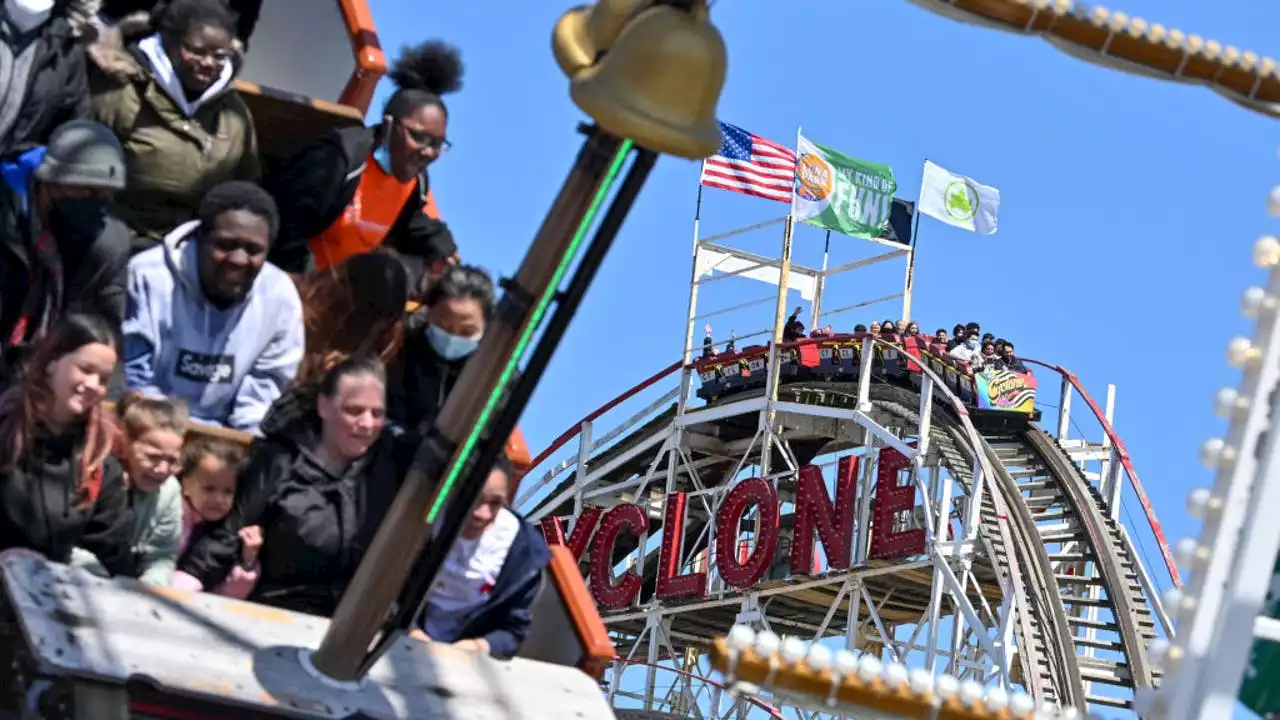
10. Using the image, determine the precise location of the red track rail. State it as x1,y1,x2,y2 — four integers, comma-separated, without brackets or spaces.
1023,358,1182,589
529,360,683,470
612,659,786,718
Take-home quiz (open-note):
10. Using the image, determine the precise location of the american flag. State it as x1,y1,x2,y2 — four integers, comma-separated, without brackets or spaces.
699,121,797,204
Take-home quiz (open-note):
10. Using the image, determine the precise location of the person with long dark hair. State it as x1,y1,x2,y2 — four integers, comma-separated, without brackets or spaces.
0,312,136,576
265,40,461,282
294,250,409,386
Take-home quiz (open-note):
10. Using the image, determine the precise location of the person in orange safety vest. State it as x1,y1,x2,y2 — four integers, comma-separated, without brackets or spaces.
264,40,460,287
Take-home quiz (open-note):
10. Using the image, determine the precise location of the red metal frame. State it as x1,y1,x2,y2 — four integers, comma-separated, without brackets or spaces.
335,0,386,113
1023,358,1182,589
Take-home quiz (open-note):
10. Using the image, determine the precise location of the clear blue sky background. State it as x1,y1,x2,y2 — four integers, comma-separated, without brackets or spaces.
368,0,1279,711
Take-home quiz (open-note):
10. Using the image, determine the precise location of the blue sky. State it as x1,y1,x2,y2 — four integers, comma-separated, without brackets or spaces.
370,0,1279,712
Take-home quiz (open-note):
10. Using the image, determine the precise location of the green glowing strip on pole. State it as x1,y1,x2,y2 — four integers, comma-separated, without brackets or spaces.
425,138,636,523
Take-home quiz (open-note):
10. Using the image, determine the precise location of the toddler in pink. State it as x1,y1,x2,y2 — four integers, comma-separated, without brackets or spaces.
170,436,261,597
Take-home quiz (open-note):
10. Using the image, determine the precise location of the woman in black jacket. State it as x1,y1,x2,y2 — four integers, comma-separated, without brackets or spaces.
389,264,494,435
0,1,91,160
266,40,460,280
0,312,136,576
176,354,414,616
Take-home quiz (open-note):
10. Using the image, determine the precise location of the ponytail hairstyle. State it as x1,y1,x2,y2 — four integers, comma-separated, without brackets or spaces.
383,40,464,122
318,354,387,400
115,391,189,444
0,313,119,503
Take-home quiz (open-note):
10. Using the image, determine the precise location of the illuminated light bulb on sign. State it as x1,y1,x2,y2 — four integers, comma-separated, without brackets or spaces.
959,680,984,707
781,637,807,664
856,655,881,682
727,624,755,651
1010,691,1036,717
1254,235,1280,267
984,686,1010,711
754,630,780,658
806,643,831,671
833,649,857,676
1200,437,1229,468
908,668,933,695
1214,386,1244,416
935,674,958,700
881,662,909,689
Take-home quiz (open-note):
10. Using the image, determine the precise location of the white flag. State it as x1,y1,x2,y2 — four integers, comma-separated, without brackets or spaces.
918,160,1000,235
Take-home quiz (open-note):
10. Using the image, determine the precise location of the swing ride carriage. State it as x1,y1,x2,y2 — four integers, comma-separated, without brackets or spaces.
0,0,1274,719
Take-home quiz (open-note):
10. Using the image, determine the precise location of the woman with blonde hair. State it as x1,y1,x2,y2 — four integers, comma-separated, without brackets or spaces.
71,390,186,584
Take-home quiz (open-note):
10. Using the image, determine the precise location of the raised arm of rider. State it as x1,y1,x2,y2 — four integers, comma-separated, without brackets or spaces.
177,441,286,589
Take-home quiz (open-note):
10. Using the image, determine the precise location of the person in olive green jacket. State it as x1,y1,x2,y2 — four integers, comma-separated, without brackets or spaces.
86,0,259,254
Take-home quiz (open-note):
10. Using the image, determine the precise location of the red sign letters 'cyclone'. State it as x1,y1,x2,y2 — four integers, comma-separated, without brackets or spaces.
539,447,928,610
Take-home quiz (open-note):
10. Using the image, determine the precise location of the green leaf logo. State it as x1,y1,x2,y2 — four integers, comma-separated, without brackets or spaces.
943,181,979,221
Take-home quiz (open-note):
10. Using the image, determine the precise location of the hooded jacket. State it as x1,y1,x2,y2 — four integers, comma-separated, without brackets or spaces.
69,473,181,585
418,507,551,659
121,220,304,433
87,29,260,250
387,309,468,435
0,155,131,384
0,13,90,160
264,124,452,277
176,394,416,617
0,426,137,576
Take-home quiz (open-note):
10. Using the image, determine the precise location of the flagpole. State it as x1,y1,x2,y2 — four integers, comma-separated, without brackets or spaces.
901,158,927,323
811,230,830,329
679,165,708,415
759,126,800,480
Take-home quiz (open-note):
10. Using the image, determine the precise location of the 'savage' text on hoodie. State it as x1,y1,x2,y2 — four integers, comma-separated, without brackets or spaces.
121,220,305,433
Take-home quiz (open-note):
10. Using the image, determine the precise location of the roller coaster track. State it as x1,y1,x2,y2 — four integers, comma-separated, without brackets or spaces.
527,365,1165,713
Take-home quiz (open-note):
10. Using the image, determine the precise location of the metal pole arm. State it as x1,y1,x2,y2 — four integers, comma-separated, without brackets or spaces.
312,128,628,680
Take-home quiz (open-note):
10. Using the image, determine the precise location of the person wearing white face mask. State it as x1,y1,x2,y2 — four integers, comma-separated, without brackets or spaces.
0,0,93,159
389,264,493,435
948,329,983,367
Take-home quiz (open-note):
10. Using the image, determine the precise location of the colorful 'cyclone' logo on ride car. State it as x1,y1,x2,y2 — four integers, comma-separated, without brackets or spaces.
795,152,834,203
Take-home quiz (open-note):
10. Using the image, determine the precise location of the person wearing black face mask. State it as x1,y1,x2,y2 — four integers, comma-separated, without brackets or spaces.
0,119,131,382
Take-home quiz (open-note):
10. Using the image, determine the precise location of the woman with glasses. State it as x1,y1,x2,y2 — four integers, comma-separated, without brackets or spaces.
266,41,461,280
86,0,260,254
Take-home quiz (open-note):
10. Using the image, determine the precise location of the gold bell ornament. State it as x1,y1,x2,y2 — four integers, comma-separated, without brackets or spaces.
569,3,726,160
552,0,649,77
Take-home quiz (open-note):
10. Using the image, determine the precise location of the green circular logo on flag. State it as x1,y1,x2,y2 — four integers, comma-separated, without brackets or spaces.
944,180,979,221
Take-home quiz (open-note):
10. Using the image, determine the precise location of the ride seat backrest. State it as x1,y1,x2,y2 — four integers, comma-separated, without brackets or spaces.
797,343,820,368
516,546,613,678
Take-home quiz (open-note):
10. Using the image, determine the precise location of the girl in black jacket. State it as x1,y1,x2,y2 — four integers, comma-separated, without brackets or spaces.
389,264,494,435
0,312,136,576
177,354,415,616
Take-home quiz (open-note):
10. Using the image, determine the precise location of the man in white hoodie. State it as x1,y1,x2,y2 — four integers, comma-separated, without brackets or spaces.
122,180,303,434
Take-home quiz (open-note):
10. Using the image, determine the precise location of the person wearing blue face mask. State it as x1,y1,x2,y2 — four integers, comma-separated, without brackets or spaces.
265,40,460,283
389,264,493,435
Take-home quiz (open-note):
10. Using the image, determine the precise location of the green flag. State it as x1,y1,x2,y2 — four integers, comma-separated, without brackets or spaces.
791,132,897,240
